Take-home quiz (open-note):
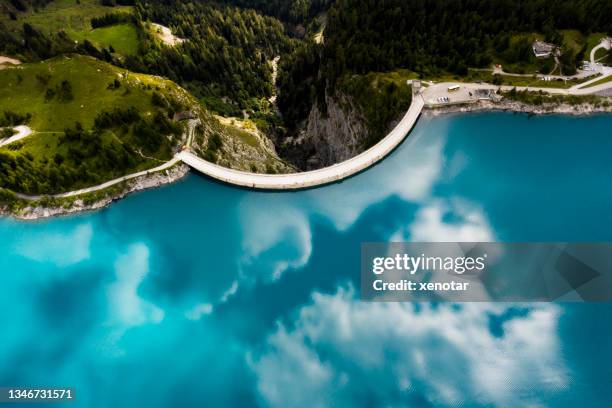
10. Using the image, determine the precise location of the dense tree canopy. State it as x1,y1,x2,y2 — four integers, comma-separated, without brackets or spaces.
1,0,611,172
278,0,612,125
215,0,333,23
131,0,297,111
321,0,612,78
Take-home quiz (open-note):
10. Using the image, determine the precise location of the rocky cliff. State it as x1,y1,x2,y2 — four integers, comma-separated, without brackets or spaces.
192,113,295,174
289,92,370,169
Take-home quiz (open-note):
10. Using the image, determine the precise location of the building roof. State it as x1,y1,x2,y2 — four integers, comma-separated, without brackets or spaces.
532,40,556,56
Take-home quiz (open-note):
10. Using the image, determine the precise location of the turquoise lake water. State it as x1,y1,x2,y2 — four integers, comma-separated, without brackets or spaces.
1,112,612,407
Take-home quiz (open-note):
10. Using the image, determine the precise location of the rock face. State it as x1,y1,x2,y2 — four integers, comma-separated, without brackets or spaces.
427,99,612,116
193,116,295,174
297,92,369,169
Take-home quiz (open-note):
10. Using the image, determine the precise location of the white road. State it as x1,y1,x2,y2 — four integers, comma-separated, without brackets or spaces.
576,72,612,90
14,119,196,201
179,95,426,189
492,65,594,80
0,56,21,68
10,65,612,199
423,75,612,107
591,38,611,64
15,157,181,201
182,72,612,190
0,125,33,147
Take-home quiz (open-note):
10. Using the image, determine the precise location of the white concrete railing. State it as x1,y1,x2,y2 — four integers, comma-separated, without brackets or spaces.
179,95,425,189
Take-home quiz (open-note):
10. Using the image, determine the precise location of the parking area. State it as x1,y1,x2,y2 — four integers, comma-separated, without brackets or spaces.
423,85,475,106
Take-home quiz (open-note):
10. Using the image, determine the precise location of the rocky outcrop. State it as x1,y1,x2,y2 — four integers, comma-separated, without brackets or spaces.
293,92,369,169
426,98,612,116
192,115,295,174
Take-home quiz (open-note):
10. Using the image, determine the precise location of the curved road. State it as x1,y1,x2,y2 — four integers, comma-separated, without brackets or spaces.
14,121,199,201
591,38,611,64
179,95,425,189
0,126,33,147
12,70,612,199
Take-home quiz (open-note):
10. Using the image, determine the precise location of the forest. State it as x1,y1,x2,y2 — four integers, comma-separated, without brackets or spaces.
320,0,611,78
214,0,333,23
1,0,611,180
277,0,612,129
0,0,301,113
130,0,297,113
5,0,608,125
0,107,181,195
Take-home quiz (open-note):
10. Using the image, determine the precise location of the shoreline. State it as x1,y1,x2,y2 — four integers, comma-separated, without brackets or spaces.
424,98,612,116
1,164,189,221
2,100,611,220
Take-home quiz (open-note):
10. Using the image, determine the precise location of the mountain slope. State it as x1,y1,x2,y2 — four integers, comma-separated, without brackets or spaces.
276,0,612,169
0,55,292,195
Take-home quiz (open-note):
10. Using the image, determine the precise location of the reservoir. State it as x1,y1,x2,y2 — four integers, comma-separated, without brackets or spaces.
1,112,612,407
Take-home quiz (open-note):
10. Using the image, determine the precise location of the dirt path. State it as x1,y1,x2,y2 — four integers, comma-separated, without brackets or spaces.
313,14,326,44
15,157,182,201
151,23,185,46
0,56,22,70
14,120,197,200
268,56,280,106
590,38,611,64
0,126,33,147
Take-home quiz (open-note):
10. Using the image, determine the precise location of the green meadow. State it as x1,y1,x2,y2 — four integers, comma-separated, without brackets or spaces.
2,0,137,55
0,55,192,194
0,55,162,131
68,23,139,55
5,0,132,33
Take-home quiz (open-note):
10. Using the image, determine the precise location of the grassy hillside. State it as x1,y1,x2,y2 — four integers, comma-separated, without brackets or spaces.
0,55,190,194
2,0,132,33
68,23,139,55
192,116,295,174
1,0,137,55
0,55,294,196
0,55,182,130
